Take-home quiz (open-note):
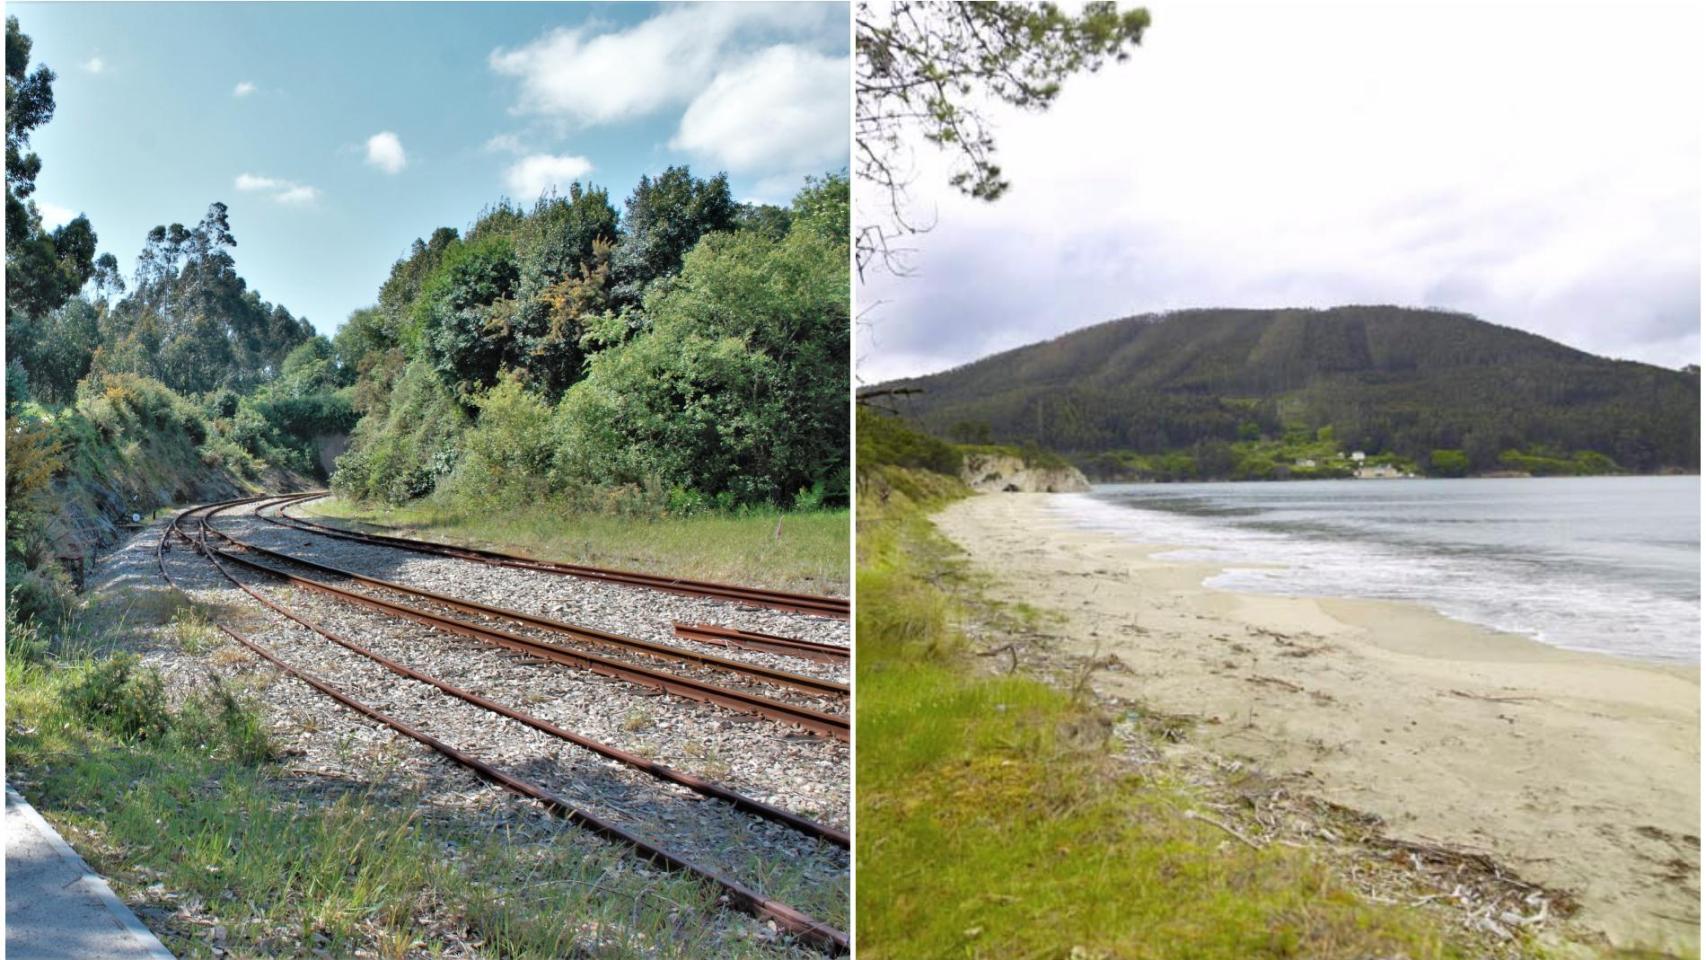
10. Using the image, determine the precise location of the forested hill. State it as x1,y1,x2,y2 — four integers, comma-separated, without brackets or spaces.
6,15,348,623
875,306,1700,478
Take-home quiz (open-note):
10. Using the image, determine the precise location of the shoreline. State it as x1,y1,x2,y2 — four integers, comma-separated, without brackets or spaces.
933,492,1701,953
1081,471,1702,483
1061,476,1700,665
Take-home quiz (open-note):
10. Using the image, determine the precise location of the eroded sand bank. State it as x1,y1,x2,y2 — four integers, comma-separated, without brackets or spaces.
933,492,1700,953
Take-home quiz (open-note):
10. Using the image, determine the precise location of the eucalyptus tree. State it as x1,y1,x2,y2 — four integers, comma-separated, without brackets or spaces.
101,203,311,394
6,16,99,367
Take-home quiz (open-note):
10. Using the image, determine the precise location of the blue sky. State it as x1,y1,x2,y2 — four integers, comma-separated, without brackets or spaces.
15,2,850,337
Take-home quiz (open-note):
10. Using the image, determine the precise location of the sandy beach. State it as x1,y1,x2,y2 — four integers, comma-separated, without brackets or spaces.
933,492,1701,953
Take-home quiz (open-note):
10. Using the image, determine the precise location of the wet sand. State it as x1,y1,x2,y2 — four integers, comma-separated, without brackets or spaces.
933,492,1700,953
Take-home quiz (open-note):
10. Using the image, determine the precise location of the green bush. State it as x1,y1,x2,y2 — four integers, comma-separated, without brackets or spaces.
792,482,827,511
198,431,265,480
332,360,470,503
6,565,74,627
77,372,207,445
1233,455,1280,481
1572,449,1619,473
1497,446,1622,477
553,226,847,506
439,375,555,507
66,654,171,742
221,387,357,478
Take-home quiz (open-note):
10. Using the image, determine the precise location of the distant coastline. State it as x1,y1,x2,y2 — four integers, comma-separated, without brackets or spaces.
1059,475,1702,664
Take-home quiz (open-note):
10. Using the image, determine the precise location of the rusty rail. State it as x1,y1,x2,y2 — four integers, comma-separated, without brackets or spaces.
186,502,845,847
202,502,848,740
218,505,845,697
265,493,849,619
158,499,848,952
674,622,850,664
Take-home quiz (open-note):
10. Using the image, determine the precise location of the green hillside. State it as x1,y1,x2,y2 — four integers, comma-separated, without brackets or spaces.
875,306,1700,478
6,16,341,624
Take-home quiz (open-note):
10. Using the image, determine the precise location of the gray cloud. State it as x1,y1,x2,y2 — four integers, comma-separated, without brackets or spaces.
857,3,1701,384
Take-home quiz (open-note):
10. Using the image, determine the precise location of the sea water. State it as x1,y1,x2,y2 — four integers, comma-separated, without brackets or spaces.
1053,476,1701,663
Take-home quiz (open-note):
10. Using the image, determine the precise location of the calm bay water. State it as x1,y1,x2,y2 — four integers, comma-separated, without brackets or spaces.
1053,476,1701,663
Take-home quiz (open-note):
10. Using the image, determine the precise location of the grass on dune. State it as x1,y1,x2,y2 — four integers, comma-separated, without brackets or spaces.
302,496,849,596
854,467,1501,960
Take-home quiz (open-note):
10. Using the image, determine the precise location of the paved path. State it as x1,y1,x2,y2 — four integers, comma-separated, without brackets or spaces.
6,784,176,959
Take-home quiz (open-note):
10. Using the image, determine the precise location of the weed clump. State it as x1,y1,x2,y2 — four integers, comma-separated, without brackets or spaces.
65,654,171,742
61,650,274,763
5,605,52,665
174,679,276,765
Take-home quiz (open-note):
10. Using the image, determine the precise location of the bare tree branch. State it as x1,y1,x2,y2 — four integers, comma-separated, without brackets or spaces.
855,1,1150,278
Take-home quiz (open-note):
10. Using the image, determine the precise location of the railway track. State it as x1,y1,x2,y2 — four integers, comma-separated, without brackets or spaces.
157,495,849,953
221,505,847,696
203,501,848,739
673,621,851,664
261,493,850,619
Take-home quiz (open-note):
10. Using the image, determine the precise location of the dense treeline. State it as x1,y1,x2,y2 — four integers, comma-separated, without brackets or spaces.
12,202,322,405
331,167,850,512
6,7,849,629
6,16,350,623
879,306,1700,478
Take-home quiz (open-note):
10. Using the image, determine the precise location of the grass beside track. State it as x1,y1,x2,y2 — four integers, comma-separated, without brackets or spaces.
854,465,1521,960
302,497,850,597
5,566,822,959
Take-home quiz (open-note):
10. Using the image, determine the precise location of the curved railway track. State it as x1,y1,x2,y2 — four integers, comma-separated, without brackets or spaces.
222,504,847,696
203,501,848,740
261,492,850,619
157,495,849,953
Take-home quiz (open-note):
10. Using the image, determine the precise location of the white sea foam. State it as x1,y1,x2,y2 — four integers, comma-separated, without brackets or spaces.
1049,477,1701,664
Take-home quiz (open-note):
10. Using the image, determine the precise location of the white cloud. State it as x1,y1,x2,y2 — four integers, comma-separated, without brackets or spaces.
233,81,256,97
671,45,849,176
275,185,320,205
504,154,595,199
483,133,527,155
489,4,835,127
36,201,76,229
365,131,407,174
859,2,1702,381
234,173,283,192
81,56,105,74
234,173,320,206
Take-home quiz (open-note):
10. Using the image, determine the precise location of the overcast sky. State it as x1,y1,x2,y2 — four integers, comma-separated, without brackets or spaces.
20,2,847,337
857,3,1701,385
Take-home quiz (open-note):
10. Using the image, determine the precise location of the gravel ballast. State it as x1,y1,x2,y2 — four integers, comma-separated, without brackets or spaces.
90,506,850,954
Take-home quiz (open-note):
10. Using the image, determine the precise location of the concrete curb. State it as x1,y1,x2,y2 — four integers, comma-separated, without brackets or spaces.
5,783,177,959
